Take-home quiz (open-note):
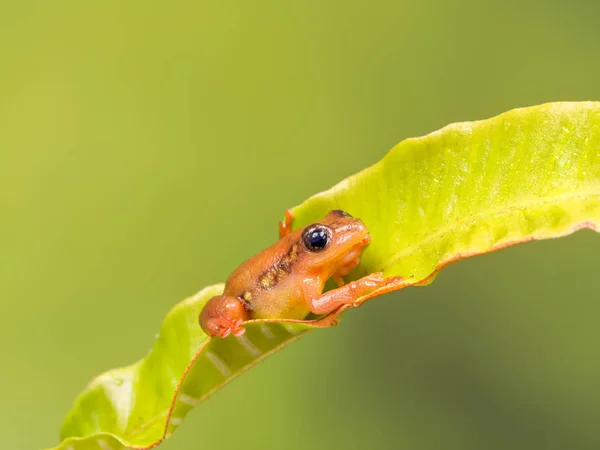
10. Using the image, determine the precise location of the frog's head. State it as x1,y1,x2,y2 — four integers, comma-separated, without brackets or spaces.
299,209,371,279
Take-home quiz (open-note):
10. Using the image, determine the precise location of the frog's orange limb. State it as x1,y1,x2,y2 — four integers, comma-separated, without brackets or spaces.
199,295,251,337
332,275,345,287
278,209,294,239
306,273,404,315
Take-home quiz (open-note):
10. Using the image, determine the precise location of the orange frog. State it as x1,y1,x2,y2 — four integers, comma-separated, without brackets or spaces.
199,209,402,338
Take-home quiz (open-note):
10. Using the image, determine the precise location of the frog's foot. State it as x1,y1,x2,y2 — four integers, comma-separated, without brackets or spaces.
199,295,250,338
204,317,246,338
350,273,405,307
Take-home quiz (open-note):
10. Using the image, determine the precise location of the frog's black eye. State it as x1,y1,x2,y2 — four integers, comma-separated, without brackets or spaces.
302,225,331,252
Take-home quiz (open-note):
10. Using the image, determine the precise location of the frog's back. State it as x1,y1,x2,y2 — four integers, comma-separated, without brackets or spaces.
223,230,303,298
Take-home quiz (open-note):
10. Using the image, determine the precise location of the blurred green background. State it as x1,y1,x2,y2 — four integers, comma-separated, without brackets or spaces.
2,1,600,449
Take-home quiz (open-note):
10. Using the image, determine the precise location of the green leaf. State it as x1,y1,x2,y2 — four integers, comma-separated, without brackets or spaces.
54,102,600,449
56,284,319,450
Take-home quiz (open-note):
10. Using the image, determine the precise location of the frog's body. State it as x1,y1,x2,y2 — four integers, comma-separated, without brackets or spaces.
199,209,401,338
223,236,310,320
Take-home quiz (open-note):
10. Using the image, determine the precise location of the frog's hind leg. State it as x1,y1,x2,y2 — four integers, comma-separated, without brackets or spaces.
199,295,251,338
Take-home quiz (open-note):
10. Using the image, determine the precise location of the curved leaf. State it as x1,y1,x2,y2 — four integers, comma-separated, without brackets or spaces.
56,284,320,449
54,102,600,449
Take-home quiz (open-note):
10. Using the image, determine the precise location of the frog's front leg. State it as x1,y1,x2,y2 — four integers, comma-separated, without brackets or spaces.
199,295,251,338
305,273,404,315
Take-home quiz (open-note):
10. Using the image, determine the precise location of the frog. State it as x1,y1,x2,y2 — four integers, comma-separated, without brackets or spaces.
199,209,402,338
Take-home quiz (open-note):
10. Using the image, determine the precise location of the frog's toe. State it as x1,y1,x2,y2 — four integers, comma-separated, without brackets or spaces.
231,318,246,336
219,327,232,338
232,327,246,337
211,318,246,338
384,275,404,285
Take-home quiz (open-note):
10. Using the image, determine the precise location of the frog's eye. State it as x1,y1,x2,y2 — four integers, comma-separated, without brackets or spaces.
302,225,331,252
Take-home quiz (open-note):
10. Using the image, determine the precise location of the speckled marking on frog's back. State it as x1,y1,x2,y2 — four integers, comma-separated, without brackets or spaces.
256,242,301,290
